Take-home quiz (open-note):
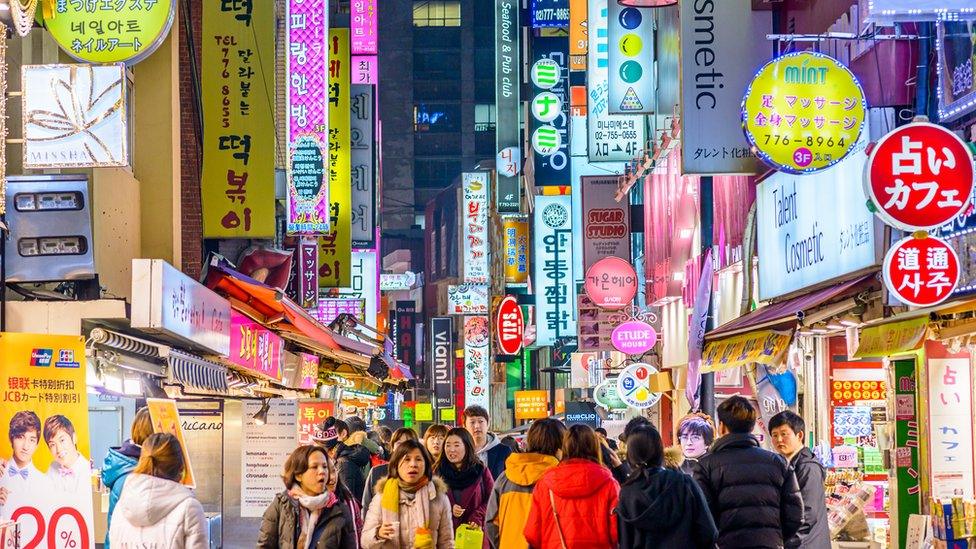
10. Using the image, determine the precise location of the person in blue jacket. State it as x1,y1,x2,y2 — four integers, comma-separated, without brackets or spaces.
101,407,153,548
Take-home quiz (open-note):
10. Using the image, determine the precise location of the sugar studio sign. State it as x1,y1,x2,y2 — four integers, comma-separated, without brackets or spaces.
756,128,879,300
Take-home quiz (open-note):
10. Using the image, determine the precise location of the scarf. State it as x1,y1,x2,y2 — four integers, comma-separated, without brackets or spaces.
380,476,436,549
437,461,484,492
289,485,338,549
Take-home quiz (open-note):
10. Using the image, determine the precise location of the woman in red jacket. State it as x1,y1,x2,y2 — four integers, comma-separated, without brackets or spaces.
524,425,620,548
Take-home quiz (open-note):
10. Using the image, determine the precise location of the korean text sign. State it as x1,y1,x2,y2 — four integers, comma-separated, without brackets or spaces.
534,195,577,346
462,173,490,284
883,235,959,308
351,85,377,248
581,176,631,270
319,29,353,287
0,333,93,549
464,316,491,410
45,0,175,64
146,399,196,487
503,216,530,284
201,0,275,238
514,390,550,420
286,0,331,235
297,400,336,445
229,311,285,382
742,51,867,174
350,0,377,54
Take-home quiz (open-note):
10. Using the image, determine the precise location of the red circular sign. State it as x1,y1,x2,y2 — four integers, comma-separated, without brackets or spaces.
883,235,960,307
584,257,638,310
865,122,975,231
495,295,524,356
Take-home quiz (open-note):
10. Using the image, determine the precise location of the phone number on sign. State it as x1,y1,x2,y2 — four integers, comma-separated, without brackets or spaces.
761,133,848,148
594,131,639,141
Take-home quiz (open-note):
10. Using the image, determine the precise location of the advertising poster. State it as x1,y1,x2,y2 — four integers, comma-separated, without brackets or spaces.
534,195,576,346
587,0,645,162
495,0,521,212
462,173,490,284
679,0,769,174
502,216,530,285
351,85,377,248
463,316,491,410
241,400,298,517
531,37,570,185
608,2,655,114
201,0,275,238
297,401,336,445
146,399,196,487
0,333,92,549
581,176,631,270
430,318,455,409
319,28,352,287
285,0,330,235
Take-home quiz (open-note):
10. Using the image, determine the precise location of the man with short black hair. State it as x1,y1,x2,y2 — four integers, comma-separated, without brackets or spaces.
694,396,803,548
770,410,829,548
462,405,512,479
595,427,617,451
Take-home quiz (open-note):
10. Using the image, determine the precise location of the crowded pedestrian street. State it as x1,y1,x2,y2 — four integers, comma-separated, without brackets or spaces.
0,0,972,547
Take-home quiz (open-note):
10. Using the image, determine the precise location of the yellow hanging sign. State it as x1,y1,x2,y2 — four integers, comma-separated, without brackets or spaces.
701,330,793,373
319,28,352,288
45,0,175,64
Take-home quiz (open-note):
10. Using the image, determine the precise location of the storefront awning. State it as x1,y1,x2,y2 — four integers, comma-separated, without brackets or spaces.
706,274,876,340
168,349,228,393
701,330,793,373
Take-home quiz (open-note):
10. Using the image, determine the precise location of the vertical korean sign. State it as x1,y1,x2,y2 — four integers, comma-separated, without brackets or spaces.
463,173,490,284
201,0,275,238
495,0,521,212
286,0,330,235
581,175,631,271
531,37,570,186
320,29,352,288
430,318,455,409
587,0,645,162
0,334,93,549
503,216,530,285
464,316,491,410
350,0,377,55
534,195,576,346
351,85,377,249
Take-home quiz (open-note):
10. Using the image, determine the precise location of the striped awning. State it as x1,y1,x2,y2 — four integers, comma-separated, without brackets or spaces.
168,349,228,393
89,328,165,359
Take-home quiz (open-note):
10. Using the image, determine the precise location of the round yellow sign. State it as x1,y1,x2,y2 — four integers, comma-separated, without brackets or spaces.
742,51,867,174
45,0,175,65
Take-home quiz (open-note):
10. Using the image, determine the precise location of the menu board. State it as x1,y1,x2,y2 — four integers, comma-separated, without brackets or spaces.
241,400,298,517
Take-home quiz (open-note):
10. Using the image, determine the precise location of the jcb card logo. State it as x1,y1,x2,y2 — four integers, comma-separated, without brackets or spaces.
57,349,80,368
30,348,53,367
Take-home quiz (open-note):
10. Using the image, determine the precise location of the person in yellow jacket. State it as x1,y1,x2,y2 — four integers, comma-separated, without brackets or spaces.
484,419,566,549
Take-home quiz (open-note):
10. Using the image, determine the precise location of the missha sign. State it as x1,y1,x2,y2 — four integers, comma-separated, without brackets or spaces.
757,130,880,300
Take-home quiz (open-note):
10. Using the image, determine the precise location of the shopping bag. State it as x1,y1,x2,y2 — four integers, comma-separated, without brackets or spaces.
455,523,485,549
414,527,434,549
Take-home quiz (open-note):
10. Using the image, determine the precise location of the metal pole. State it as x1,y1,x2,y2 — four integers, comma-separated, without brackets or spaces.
699,176,715,417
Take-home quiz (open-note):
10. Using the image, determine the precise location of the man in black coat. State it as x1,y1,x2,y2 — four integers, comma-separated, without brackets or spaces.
770,411,830,548
693,396,804,548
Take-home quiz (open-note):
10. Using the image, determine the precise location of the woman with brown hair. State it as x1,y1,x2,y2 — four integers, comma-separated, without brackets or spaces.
109,433,208,549
257,444,357,549
101,406,154,548
524,425,619,549
433,428,493,541
361,440,454,548
422,424,449,463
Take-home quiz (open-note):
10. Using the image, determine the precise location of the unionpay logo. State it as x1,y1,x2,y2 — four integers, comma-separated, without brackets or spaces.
30,349,54,367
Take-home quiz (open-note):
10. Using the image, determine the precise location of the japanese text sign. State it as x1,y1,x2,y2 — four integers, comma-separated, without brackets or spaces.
229,312,284,382
534,195,577,346
584,256,638,310
464,316,491,410
201,0,275,238
514,390,550,420
297,238,319,308
865,122,974,231
503,216,530,285
883,235,960,307
286,0,330,235
350,0,377,55
45,0,175,64
319,29,352,287
462,173,490,284
742,51,867,174
531,38,569,181
926,343,975,499
496,296,525,356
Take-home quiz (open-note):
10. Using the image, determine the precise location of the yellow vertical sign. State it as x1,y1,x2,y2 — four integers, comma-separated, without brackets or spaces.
319,28,352,288
200,1,276,238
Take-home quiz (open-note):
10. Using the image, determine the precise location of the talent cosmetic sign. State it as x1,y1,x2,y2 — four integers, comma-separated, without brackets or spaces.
756,131,879,300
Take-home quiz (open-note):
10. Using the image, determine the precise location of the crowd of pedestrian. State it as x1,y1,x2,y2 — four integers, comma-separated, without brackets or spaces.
99,398,829,549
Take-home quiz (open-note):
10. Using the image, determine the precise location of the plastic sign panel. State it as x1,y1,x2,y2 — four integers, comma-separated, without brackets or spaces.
594,377,628,410
742,51,867,175
569,0,587,71
611,320,657,355
502,216,530,285
351,55,378,85
608,3,655,114
616,362,663,409
462,173,490,284
514,390,550,420
45,0,175,64
495,0,521,212
581,175,631,270
379,272,417,291
496,296,525,356
532,0,570,28
350,0,377,54
286,0,330,235
23,64,128,169
448,285,490,315
229,312,284,382
351,85,377,247
865,122,974,232
430,318,454,408
530,38,569,181
534,195,577,346
584,257,638,310
926,348,975,499
201,0,275,238
463,316,491,410
866,1,976,24
883,235,960,308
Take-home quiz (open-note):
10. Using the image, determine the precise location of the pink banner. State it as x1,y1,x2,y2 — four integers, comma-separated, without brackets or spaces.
229,312,285,381
298,353,319,390
312,298,366,325
351,0,377,54
351,55,378,85
286,0,331,235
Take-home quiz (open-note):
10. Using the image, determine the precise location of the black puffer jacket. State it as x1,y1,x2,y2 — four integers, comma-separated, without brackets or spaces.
336,441,372,502
787,447,830,549
693,433,803,548
617,466,718,549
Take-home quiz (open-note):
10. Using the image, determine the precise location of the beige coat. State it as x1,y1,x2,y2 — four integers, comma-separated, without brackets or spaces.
360,477,454,549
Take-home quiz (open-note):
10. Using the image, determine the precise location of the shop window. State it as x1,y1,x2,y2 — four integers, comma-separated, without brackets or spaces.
414,103,460,133
475,104,495,132
413,1,461,27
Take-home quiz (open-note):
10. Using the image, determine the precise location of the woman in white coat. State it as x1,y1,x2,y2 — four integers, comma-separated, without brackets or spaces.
109,433,208,549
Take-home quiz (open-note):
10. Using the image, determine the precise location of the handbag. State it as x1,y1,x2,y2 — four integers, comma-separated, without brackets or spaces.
455,523,485,549
548,490,568,549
